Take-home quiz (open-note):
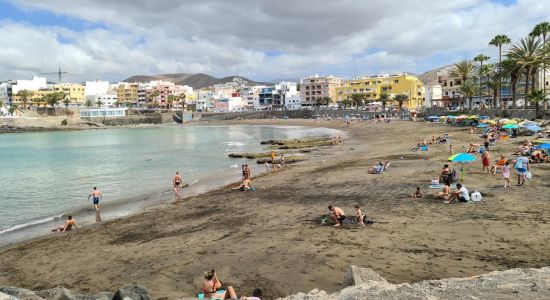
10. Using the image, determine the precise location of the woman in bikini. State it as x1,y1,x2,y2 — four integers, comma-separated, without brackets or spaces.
202,270,238,300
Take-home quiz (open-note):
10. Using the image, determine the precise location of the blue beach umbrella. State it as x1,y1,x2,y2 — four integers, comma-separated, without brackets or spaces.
524,125,543,132
534,143,550,150
476,123,488,128
427,116,439,119
480,116,490,120
502,124,519,129
448,153,476,181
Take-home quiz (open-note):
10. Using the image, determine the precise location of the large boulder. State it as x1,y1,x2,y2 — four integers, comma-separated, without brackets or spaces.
111,284,149,300
0,287,44,300
0,292,19,300
343,265,387,286
36,287,79,300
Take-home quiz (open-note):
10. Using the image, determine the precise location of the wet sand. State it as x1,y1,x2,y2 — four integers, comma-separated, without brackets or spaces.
1,119,549,300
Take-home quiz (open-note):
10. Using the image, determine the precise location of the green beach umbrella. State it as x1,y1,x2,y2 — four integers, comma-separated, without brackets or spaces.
448,153,476,181
502,124,519,129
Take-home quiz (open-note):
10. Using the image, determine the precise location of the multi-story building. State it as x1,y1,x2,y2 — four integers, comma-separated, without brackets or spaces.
425,85,443,108
336,73,424,109
116,83,139,105
3,76,48,105
145,80,188,108
53,83,86,105
436,67,463,107
300,75,343,106
85,80,110,97
95,94,118,107
196,89,215,111
258,87,274,108
285,93,302,110
240,86,260,109
272,81,298,108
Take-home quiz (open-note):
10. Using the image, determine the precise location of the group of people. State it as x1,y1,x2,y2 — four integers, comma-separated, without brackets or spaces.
327,204,367,229
51,186,103,232
202,270,262,300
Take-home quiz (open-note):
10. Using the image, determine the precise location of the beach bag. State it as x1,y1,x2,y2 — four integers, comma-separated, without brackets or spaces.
526,171,533,180
471,190,482,202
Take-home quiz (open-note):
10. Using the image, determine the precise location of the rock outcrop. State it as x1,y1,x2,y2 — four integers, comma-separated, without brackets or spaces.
280,266,550,300
0,284,147,300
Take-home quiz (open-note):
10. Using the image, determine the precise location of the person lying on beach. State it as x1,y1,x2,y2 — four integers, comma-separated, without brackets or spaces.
202,270,238,300
437,181,451,200
240,288,263,300
408,187,423,198
233,178,253,192
51,215,78,232
355,205,366,229
368,162,384,174
328,205,345,227
445,183,469,204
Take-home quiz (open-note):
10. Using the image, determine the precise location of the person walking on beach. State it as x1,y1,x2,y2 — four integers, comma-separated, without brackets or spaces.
481,150,491,173
271,151,276,164
514,155,529,186
355,205,366,229
173,171,183,198
88,187,102,212
502,161,511,188
328,205,346,227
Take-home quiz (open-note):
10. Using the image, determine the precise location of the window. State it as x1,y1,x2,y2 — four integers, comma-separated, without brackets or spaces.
394,80,399,84
445,91,448,96
456,80,461,85
305,86,310,90
450,82,453,87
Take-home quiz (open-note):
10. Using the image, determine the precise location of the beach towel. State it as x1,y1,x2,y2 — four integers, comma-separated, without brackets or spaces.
198,290,226,299
420,145,428,151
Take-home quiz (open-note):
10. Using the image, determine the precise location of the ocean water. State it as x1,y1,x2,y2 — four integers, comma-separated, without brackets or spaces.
0,125,339,243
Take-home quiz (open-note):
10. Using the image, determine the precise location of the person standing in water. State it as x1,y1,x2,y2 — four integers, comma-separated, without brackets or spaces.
88,187,102,212
173,171,183,198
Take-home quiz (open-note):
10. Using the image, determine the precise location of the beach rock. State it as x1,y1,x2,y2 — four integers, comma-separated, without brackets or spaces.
0,292,18,300
111,284,149,300
0,287,45,300
36,287,80,300
280,266,550,300
343,265,387,286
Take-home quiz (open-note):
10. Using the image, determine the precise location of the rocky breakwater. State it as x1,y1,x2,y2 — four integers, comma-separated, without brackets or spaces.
0,283,150,300
280,265,550,300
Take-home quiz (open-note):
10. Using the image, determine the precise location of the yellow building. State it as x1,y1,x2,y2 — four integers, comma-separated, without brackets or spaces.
11,89,53,107
53,83,85,105
117,83,139,104
335,73,425,109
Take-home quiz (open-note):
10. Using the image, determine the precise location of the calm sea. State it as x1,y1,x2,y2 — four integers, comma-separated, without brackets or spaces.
0,125,338,243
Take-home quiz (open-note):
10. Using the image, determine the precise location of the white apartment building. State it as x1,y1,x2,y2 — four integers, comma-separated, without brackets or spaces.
285,93,302,110
85,80,110,97
95,94,118,107
273,81,298,108
425,85,442,108
11,76,48,94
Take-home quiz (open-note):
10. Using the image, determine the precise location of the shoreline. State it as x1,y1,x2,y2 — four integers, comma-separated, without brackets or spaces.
1,119,549,300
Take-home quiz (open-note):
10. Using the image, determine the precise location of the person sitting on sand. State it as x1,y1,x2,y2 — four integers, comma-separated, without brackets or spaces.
437,181,451,200
328,205,346,227
51,215,78,232
233,178,253,192
430,136,436,144
240,288,263,300
369,162,384,174
202,270,238,300
440,164,451,182
445,183,469,204
408,187,423,198
355,205,366,229
384,161,390,170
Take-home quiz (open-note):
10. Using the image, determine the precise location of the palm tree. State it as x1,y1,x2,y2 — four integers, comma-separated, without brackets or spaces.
350,93,364,110
484,77,500,108
316,96,331,108
507,36,544,108
378,93,390,111
45,92,65,107
85,99,93,108
500,58,522,109
33,98,42,108
451,60,476,107
393,93,409,110
63,99,71,107
16,90,31,109
474,54,490,105
529,89,546,118
459,80,479,108
490,35,512,107
8,104,18,115
96,100,103,108
530,22,550,108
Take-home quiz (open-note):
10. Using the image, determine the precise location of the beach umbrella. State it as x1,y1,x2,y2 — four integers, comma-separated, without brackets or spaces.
503,119,518,125
502,124,519,129
476,123,488,128
448,153,476,181
534,143,550,150
480,116,490,120
485,120,497,125
525,125,543,132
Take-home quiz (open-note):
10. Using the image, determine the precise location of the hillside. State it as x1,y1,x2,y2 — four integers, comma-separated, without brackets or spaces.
122,73,271,89
417,64,453,86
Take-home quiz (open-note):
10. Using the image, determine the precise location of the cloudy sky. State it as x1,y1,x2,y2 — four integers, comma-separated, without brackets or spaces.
0,0,549,83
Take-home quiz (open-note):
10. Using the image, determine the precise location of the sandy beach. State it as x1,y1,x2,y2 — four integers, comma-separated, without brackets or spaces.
1,119,549,299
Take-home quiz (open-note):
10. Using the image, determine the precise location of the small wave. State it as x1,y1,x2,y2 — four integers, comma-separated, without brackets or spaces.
0,214,64,235
230,164,239,168
225,142,246,147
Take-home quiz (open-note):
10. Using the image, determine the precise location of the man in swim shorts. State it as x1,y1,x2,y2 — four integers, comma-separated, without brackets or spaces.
88,187,102,212
173,171,183,197
328,205,346,227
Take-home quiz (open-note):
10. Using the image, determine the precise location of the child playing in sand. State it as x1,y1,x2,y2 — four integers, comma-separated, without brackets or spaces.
409,187,423,198
355,205,366,229
502,161,511,188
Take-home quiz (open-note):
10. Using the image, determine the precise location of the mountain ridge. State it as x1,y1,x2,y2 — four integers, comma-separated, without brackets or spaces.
122,73,272,89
